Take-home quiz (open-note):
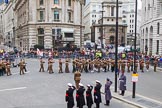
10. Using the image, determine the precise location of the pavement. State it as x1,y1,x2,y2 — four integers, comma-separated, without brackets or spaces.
0,58,162,108
109,89,162,108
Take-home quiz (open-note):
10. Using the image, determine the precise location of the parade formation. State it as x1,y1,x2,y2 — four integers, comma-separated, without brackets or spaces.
0,50,161,108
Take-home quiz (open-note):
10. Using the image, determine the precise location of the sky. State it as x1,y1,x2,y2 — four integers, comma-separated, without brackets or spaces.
86,0,142,9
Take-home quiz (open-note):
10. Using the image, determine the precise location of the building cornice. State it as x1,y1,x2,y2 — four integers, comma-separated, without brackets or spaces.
141,16,162,28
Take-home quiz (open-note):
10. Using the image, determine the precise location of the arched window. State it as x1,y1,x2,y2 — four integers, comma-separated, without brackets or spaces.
157,23,160,34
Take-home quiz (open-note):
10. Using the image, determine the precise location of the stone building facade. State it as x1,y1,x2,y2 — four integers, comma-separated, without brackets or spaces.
14,0,82,51
141,0,162,55
92,0,127,46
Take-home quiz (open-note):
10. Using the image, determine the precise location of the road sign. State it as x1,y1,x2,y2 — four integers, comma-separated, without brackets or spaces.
132,74,139,82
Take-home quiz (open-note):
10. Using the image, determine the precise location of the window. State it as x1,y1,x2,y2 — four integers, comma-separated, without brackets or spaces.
68,0,71,6
130,30,131,33
132,30,133,33
130,15,131,17
38,36,44,46
65,33,73,38
38,28,44,34
132,20,134,23
92,15,94,17
111,6,114,16
123,15,126,18
54,0,59,4
39,11,44,20
112,19,113,21
92,5,96,8
107,19,109,21
157,23,160,34
92,10,96,12
130,25,131,28
54,10,59,20
132,14,134,17
123,20,126,23
130,20,131,23
157,40,159,54
52,29,61,39
40,0,44,5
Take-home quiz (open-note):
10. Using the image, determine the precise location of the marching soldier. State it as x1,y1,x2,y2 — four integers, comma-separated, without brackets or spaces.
140,59,144,72
2,59,6,74
106,59,110,71
145,59,150,71
102,59,107,72
130,59,133,71
65,58,70,73
58,58,63,73
39,57,45,72
135,60,138,72
19,59,25,75
111,59,115,72
0,60,4,76
154,58,158,72
127,59,131,73
89,59,94,72
84,59,89,73
48,58,54,74
6,60,12,76
72,59,76,73
74,71,81,89
118,59,122,72
22,59,27,72
121,60,126,73
139,59,142,70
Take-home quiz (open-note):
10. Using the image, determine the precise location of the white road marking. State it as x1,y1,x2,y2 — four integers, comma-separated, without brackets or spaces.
0,87,27,92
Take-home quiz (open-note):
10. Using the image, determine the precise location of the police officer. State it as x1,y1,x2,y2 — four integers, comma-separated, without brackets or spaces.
119,73,126,96
104,78,112,106
94,80,102,108
74,71,81,89
65,83,76,108
86,84,93,108
39,57,45,72
76,83,85,108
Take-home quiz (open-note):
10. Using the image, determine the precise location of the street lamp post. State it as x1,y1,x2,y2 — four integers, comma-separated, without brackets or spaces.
115,0,119,93
79,0,85,49
132,0,138,98
101,3,105,49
